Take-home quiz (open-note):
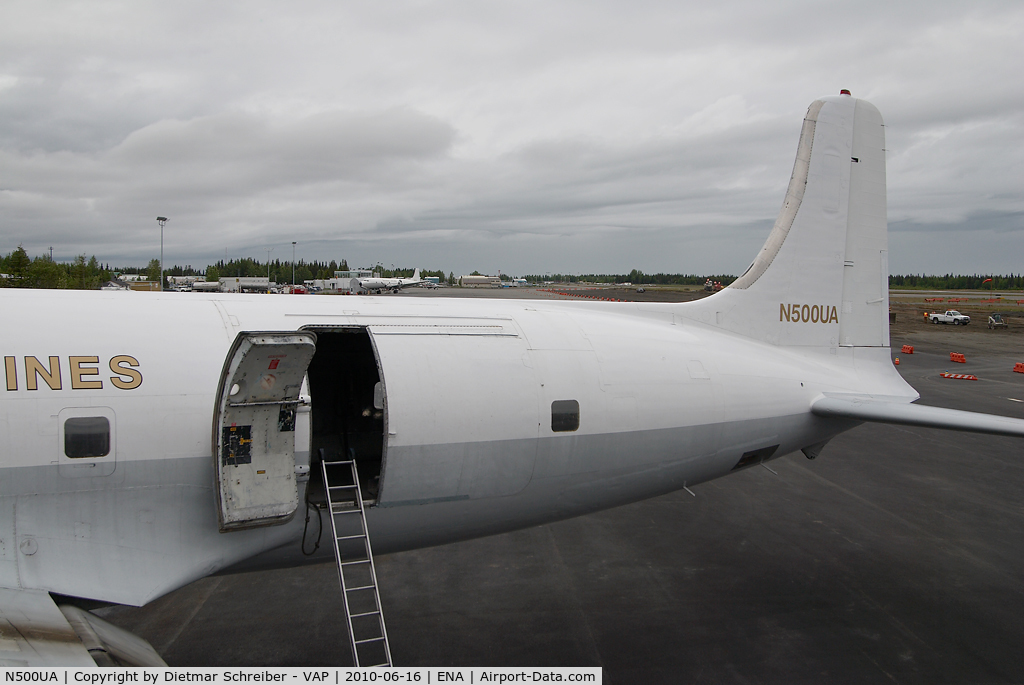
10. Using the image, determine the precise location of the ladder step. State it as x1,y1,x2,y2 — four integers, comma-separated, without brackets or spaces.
322,458,391,668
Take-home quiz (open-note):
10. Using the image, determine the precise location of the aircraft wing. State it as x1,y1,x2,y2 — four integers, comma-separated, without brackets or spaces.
812,396,1024,438
0,587,167,666
0,588,95,666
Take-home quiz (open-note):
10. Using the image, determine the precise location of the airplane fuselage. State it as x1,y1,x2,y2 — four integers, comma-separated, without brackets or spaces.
0,288,908,608
358,271,420,293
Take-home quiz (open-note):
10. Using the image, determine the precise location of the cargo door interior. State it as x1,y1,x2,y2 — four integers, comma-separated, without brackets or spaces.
303,327,386,505
214,331,317,532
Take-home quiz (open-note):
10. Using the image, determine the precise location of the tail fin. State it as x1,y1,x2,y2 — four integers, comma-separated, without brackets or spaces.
693,93,888,349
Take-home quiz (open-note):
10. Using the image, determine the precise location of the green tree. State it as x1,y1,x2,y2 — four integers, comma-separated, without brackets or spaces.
5,246,31,287
146,259,162,283
71,255,90,289
29,256,68,289
205,265,221,282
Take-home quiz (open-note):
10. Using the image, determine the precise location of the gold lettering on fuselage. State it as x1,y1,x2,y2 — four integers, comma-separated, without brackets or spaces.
1,355,143,391
70,356,103,390
4,356,16,391
109,355,143,390
779,303,839,324
25,356,61,390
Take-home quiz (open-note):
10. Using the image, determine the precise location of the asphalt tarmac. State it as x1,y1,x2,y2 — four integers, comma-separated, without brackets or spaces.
98,291,1024,683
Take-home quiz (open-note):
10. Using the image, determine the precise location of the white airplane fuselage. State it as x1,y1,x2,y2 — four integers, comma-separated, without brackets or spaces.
358,270,420,293
358,279,401,293
0,287,909,609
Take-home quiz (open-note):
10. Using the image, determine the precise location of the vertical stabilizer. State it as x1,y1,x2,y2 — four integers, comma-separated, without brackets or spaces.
839,99,889,347
690,93,888,349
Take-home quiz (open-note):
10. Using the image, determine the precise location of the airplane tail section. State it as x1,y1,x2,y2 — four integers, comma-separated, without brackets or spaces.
695,93,888,350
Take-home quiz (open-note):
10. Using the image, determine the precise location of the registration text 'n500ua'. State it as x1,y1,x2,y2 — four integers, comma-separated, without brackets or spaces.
780,303,839,324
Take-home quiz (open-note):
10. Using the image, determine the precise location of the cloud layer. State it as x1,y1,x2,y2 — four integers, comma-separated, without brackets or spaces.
1,0,1022,275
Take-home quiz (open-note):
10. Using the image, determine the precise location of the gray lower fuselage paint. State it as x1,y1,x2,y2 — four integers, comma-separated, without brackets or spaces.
0,290,894,607
0,411,850,607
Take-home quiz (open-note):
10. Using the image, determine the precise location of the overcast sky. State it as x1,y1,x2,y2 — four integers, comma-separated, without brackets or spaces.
1,0,1022,277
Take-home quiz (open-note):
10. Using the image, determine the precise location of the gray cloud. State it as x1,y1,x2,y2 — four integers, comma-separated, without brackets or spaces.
1,0,1022,275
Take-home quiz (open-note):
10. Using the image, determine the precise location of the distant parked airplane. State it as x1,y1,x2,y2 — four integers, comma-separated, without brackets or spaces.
358,268,421,293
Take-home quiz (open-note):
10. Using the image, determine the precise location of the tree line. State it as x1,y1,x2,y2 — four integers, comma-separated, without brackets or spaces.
888,274,1024,290
0,247,113,289
202,259,451,285
523,270,738,286
4,246,1022,291
0,247,453,288
528,271,1024,290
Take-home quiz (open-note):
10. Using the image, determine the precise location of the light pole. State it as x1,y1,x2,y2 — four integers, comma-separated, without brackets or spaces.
266,248,274,293
292,241,296,287
156,217,168,291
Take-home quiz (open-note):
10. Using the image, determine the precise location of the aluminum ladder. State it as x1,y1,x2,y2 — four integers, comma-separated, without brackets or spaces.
321,458,392,667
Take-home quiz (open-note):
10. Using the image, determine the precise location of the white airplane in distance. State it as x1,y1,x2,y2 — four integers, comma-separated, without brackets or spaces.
3,91,1024,666
358,268,421,293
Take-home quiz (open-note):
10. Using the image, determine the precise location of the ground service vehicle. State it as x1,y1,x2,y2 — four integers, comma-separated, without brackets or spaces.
988,313,1008,329
929,310,971,325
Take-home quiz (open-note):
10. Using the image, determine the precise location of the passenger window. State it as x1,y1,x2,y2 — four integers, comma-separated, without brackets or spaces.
551,400,580,432
64,417,110,458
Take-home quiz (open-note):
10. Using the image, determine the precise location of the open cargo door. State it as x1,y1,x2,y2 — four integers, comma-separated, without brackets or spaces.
213,331,316,532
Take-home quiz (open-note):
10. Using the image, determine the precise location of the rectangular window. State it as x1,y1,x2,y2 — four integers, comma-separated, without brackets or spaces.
551,399,580,432
64,417,110,458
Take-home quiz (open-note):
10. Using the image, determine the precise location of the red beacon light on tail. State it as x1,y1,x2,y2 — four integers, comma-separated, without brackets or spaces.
840,89,852,95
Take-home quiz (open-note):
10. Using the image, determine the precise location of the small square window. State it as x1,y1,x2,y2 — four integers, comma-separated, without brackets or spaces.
64,417,110,458
551,400,580,432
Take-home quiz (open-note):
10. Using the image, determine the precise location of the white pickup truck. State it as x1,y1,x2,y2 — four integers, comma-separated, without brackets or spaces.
929,310,971,325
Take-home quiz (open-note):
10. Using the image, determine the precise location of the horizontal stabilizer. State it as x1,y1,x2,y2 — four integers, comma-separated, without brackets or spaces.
0,587,95,666
60,605,167,667
812,396,1024,438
